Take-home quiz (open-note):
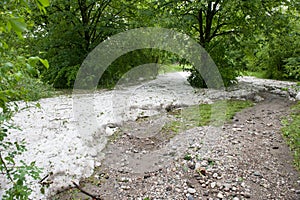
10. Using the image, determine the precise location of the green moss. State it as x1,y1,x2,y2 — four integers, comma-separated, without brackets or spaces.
281,102,300,171
107,129,122,143
161,100,253,136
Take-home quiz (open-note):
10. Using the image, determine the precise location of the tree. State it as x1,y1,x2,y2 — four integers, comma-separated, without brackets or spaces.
30,0,151,88
152,0,299,87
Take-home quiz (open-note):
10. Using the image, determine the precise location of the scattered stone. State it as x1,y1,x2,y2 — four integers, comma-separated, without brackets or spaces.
203,191,209,196
213,173,218,178
295,92,300,100
253,171,263,178
166,186,172,191
187,161,196,170
187,195,194,200
210,182,217,189
120,185,130,190
187,188,196,194
201,160,209,167
217,192,224,199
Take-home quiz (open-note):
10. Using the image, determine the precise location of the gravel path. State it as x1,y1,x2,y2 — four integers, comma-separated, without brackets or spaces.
56,93,300,200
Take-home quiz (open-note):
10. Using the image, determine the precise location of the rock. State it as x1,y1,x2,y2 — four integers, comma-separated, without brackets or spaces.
201,160,209,167
166,185,172,191
254,95,264,102
195,162,201,169
242,192,251,198
253,171,263,178
187,161,196,170
223,183,231,191
187,188,196,194
120,185,130,190
187,195,194,200
210,182,217,188
296,92,300,101
217,192,224,199
203,191,209,196
233,197,239,200
212,173,218,178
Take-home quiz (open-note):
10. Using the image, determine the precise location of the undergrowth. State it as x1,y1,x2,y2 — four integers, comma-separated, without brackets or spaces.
281,101,300,171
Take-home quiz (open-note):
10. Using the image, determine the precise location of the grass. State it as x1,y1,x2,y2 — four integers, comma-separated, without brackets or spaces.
161,100,253,136
281,101,300,171
158,64,192,74
240,70,268,79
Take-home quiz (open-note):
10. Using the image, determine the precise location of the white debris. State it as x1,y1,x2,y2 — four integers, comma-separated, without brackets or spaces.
0,73,297,199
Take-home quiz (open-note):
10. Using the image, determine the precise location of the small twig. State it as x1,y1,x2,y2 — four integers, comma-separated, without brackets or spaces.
0,152,14,184
39,174,49,184
72,181,102,200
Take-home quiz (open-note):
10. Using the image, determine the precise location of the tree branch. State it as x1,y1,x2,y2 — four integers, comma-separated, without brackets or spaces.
0,152,14,184
72,181,102,200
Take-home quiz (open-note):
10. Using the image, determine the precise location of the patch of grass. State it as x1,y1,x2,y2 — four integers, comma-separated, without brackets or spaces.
159,64,192,74
159,64,182,74
281,102,300,171
241,70,268,79
107,130,122,143
161,100,253,135
184,154,192,161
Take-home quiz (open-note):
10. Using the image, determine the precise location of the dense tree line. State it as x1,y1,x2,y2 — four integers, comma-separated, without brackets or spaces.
23,0,299,88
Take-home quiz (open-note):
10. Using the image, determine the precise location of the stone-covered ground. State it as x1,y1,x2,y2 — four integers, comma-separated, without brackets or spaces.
1,72,299,199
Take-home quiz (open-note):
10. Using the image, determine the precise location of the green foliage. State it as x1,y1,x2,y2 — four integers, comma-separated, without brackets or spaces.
30,0,141,88
242,2,300,81
98,49,160,88
281,102,300,170
284,56,300,81
0,0,51,199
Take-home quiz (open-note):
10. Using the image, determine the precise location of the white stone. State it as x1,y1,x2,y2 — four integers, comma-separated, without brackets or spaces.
187,188,196,194
217,192,224,199
296,92,300,100
210,182,217,188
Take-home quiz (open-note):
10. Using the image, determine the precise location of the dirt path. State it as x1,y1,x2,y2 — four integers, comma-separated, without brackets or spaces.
56,93,300,200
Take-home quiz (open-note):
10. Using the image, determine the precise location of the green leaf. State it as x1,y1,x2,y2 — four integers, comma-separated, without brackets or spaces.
26,64,37,76
37,0,50,7
28,57,40,67
39,58,49,69
9,17,27,33
6,21,12,32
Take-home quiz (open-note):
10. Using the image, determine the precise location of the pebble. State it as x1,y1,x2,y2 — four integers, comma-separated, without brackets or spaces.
223,183,231,191
211,182,217,188
166,185,172,191
213,173,218,178
201,160,208,167
187,188,196,194
187,195,194,200
253,171,263,178
120,185,130,190
217,192,224,199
